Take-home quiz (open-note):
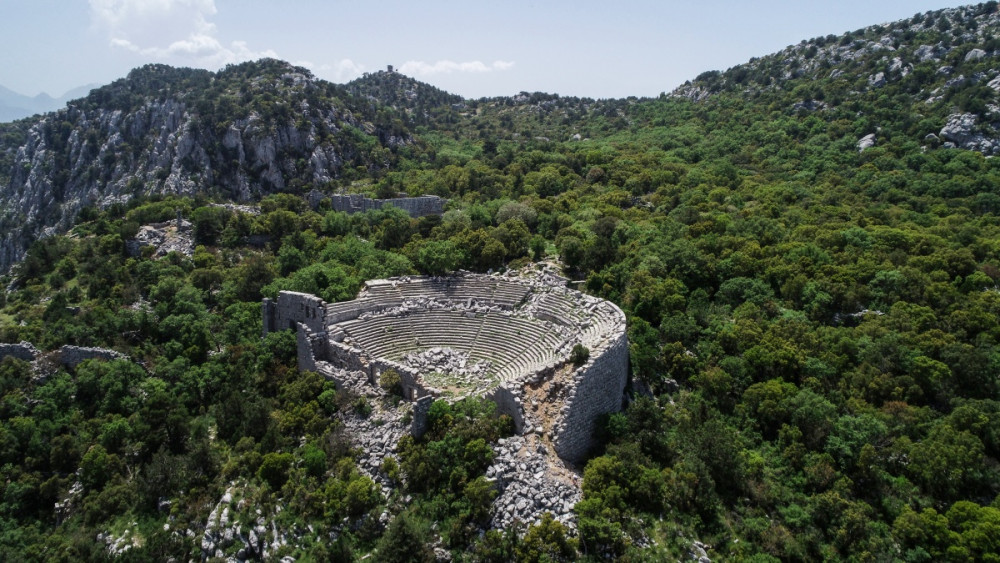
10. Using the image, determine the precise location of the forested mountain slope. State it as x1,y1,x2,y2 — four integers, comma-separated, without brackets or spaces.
3,2,1000,561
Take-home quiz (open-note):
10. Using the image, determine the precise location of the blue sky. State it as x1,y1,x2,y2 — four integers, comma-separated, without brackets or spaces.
0,0,976,100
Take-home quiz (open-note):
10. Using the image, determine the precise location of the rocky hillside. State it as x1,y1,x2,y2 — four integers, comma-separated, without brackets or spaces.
0,60,416,271
345,68,465,125
5,4,1000,273
672,2,1000,154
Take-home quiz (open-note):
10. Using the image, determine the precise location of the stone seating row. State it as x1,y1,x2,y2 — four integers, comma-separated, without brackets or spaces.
339,309,567,381
343,312,488,359
579,305,622,345
533,294,585,325
390,277,531,308
494,341,561,383
490,283,531,306
324,278,607,385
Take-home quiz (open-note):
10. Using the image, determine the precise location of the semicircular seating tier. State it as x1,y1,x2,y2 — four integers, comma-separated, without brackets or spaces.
319,274,622,394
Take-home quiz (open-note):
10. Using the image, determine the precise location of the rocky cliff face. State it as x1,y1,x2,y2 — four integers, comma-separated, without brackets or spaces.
0,60,412,271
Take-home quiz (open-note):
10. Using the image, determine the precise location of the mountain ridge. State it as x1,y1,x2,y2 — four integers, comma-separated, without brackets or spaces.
3,4,1000,272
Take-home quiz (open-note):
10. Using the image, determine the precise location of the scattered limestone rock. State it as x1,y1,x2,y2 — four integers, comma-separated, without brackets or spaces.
914,43,948,62
965,48,987,62
791,100,827,112
125,218,194,258
940,113,999,154
857,133,877,151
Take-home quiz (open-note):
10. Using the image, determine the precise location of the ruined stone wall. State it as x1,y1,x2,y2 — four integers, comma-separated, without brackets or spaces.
369,357,424,397
295,323,319,373
0,342,134,371
264,292,327,335
326,340,368,372
58,345,128,368
0,342,38,363
262,299,277,336
550,333,630,463
262,292,329,380
328,194,445,218
323,338,431,400
410,396,435,438
485,385,526,433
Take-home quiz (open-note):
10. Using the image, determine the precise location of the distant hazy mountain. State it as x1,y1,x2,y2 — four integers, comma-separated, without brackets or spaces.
0,83,97,122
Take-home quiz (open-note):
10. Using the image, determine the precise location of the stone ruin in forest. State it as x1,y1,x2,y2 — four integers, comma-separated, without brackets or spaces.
263,269,628,463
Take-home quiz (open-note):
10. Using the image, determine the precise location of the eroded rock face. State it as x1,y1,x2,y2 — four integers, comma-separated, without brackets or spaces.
0,63,410,272
125,218,194,258
915,43,949,62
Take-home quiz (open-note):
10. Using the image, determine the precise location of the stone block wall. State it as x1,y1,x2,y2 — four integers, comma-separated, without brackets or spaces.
0,342,39,363
328,194,445,218
551,333,629,463
1,342,134,371
262,298,276,337
58,345,128,368
369,357,426,399
295,323,319,373
263,292,327,335
410,396,435,438
486,385,526,433
326,340,369,373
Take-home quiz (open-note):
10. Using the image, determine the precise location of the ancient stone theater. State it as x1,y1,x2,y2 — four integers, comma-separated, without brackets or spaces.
263,270,628,462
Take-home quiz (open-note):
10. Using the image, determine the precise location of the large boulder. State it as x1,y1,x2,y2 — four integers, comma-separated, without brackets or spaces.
939,113,999,155
857,133,877,152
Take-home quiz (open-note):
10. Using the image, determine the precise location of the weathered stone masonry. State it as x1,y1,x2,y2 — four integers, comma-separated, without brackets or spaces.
0,342,39,363
326,194,445,218
263,272,629,463
0,342,128,369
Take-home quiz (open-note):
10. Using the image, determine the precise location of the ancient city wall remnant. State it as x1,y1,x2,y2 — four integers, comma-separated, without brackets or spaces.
0,342,39,363
326,194,445,218
0,342,132,371
263,271,628,463
58,345,129,368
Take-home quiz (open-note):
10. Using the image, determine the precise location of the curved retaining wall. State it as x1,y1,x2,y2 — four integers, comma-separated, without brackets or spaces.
550,334,629,461
263,273,628,463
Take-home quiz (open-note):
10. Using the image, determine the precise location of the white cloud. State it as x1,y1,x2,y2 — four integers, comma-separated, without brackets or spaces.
307,59,367,83
89,0,275,67
399,60,515,76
